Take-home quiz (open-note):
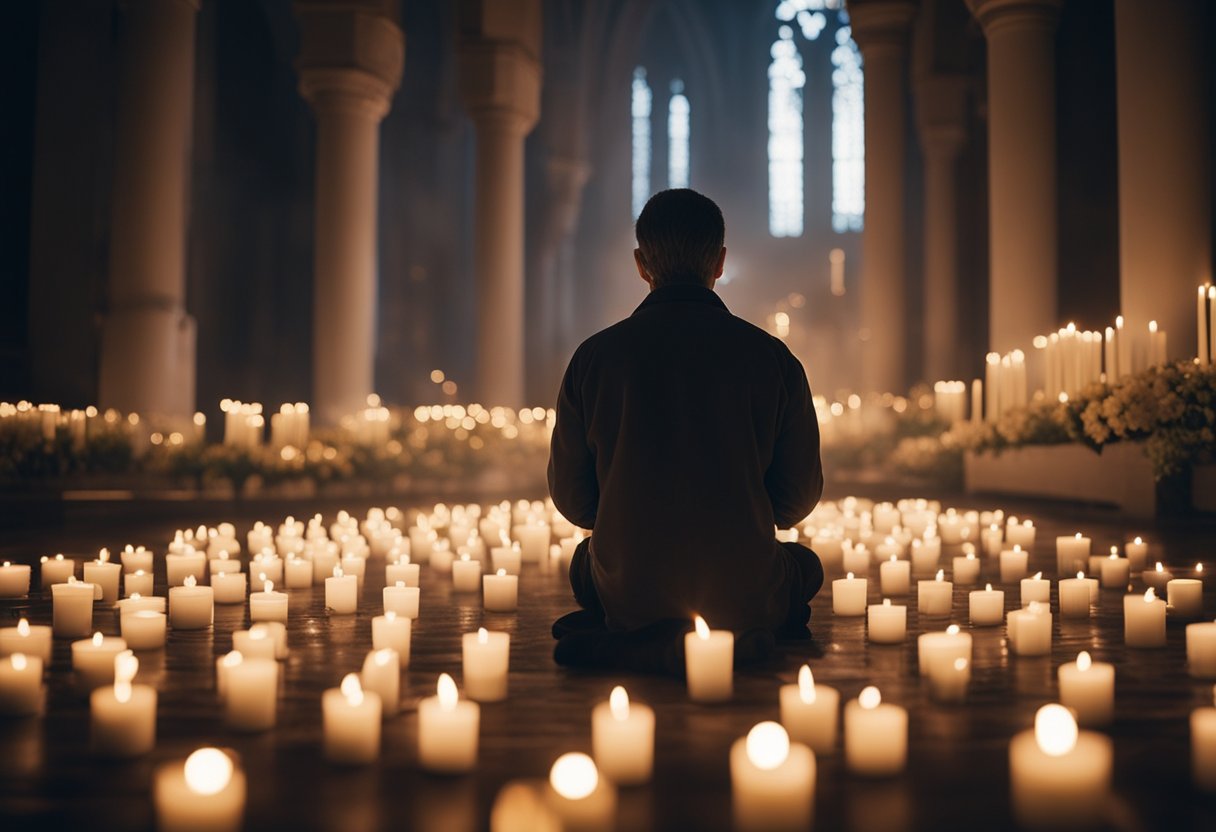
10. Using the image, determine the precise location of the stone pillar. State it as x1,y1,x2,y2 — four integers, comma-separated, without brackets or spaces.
98,0,199,417
967,0,1062,355
1116,0,1211,359
849,0,917,394
916,76,968,382
295,1,403,425
459,0,542,407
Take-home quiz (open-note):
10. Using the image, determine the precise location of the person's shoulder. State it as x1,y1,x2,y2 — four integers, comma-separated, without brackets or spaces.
567,318,634,367
725,312,798,357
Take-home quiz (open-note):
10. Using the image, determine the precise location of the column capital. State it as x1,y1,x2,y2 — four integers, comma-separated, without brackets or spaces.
846,0,917,54
294,1,404,118
458,0,542,132
965,0,1061,37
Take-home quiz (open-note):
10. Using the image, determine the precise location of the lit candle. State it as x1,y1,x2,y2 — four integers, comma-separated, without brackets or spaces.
0,653,43,716
1059,572,1097,618
118,594,166,615
462,627,510,702
779,665,839,755
952,551,981,586
969,583,1005,627
338,553,366,588
684,615,734,703
81,551,121,606
0,618,53,664
928,657,970,703
1058,651,1114,727
325,565,358,614
1194,686,1216,792
224,655,277,732
284,555,313,589
831,572,867,617
124,569,153,598
1187,621,1216,679
917,570,953,617
1100,550,1130,590
169,575,214,630
918,625,972,678
879,556,910,596
231,624,279,661
322,673,381,765
250,553,283,585
371,611,411,663
165,551,206,587
51,577,96,637
120,609,167,651
1005,518,1036,549
1007,601,1052,656
841,543,870,576
451,554,483,592
1168,578,1203,619
513,521,550,563
1124,588,1166,647
155,747,247,832
1009,704,1111,828
844,686,906,776
0,561,32,598
547,752,616,831
483,568,519,613
210,571,247,605
72,631,128,690
730,721,815,831
867,599,906,644
999,546,1029,584
1055,534,1090,576
361,648,400,717
1019,572,1050,607
910,538,941,576
384,556,420,588
418,673,479,773
120,545,153,575
39,554,76,588
249,579,288,623
592,686,655,785
1143,561,1175,592
209,550,242,578
1125,536,1148,571
490,541,523,577
90,651,156,757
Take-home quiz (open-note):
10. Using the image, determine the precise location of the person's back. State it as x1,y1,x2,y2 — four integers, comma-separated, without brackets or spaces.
549,189,825,655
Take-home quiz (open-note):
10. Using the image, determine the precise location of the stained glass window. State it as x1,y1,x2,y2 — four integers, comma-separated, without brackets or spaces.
631,67,652,220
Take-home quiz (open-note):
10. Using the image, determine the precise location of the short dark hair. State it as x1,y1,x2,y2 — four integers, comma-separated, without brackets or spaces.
635,189,725,287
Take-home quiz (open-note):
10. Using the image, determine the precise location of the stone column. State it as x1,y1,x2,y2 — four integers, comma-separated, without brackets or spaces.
1116,0,1211,359
967,0,1062,355
916,76,968,382
98,0,199,417
849,0,917,394
459,0,542,407
295,1,403,425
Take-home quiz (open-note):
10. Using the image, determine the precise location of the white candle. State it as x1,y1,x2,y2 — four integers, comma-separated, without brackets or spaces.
323,673,381,764
592,686,655,785
867,599,906,644
483,569,519,613
779,665,839,755
917,570,953,617
418,673,479,773
1188,622,1216,679
841,544,870,576
119,594,166,615
338,553,365,588
372,611,411,664
224,656,278,732
121,610,167,651
211,571,247,605
999,546,1029,584
547,752,616,831
249,579,288,623
52,578,95,637
491,542,522,576
831,573,867,617
1008,602,1052,656
124,569,154,598
514,522,550,563
730,721,815,831
169,576,214,630
1125,588,1167,647
209,552,242,577
1058,651,1114,727
1194,687,1216,791
72,632,128,690
90,651,156,757
1100,551,1131,590
385,558,420,588
1059,572,1096,618
155,747,247,832
231,625,278,661
685,616,734,703
952,552,981,585
1168,579,1203,618
928,657,970,703
1019,572,1050,607
879,557,910,596
325,565,358,614
120,545,153,575
452,554,483,592
969,584,1005,627
0,562,31,598
462,627,510,702
1006,519,1036,549
918,625,972,677
284,555,312,589
166,552,206,587
361,648,400,717
82,555,121,606
40,554,76,588
0,618,53,664
1055,534,1090,576
383,581,421,618
910,538,941,576
1143,561,1175,592
1009,704,1111,828
0,653,43,716
844,687,906,776
1125,536,1148,571
250,555,283,586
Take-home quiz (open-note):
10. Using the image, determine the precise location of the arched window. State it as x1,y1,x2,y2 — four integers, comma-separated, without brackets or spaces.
631,67,653,220
831,16,864,232
768,25,805,237
668,80,690,189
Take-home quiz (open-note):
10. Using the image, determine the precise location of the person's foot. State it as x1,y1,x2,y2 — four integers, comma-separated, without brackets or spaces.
551,609,606,640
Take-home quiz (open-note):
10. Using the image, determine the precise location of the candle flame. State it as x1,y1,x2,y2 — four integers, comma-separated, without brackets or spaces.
953,658,968,671
184,575,197,588
798,665,816,704
1034,704,1078,757
249,625,267,641
947,625,960,636
263,580,273,594
460,553,469,562
437,672,458,711
745,721,790,770
1198,563,1205,574
477,627,489,645
550,752,599,800
1076,572,1084,580
985,583,993,592
1134,536,1143,545
184,748,233,796
1077,651,1092,671
496,568,507,577
17,619,30,636
12,653,27,671
935,569,945,582
333,565,344,578
694,615,710,640
1155,562,1164,573
115,649,138,683
92,632,103,647
846,572,855,580
395,580,405,588
340,673,364,706
99,548,110,563
883,598,891,607
890,554,897,562
1074,533,1082,541
1144,588,1157,603
610,685,630,720
222,651,243,667
1033,572,1043,580
859,686,881,709
374,648,393,667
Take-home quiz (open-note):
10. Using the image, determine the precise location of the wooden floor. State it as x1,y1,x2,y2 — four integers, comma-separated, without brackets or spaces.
2,488,1216,831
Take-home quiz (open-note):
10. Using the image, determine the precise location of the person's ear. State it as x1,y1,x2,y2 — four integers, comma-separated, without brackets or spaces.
708,246,726,287
634,248,655,289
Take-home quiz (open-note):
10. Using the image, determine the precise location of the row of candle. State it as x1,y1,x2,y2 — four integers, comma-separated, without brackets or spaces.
1199,283,1216,366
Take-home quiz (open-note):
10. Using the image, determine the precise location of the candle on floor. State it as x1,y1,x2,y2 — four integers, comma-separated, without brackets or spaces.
124,569,153,598
231,625,277,661
1194,687,1216,792
119,594,166,615
918,625,972,677
1055,534,1091,576
1188,621,1216,679
1125,536,1148,572
1059,572,1096,618
361,648,400,717
120,545,154,575
323,673,381,765
1124,588,1166,647
917,570,953,617
546,752,616,832
592,686,655,785
867,599,906,644
1100,550,1131,590
779,665,839,755
51,578,95,637
155,747,247,832
484,569,519,613
40,554,76,588
166,552,206,588
250,554,283,586
0,618,53,664
462,627,510,703
418,673,479,773
910,538,941,576
72,632,128,690
385,557,420,588
832,573,867,617
928,657,970,704
879,556,910,596
1058,651,1114,727
169,576,214,630
969,584,1005,627
981,525,1004,558
1020,572,1050,607
685,616,733,703
1143,561,1175,592
999,546,1029,584
82,551,120,606
90,651,156,757
1009,704,1111,828
0,561,32,598
209,550,242,578
211,571,247,605
952,551,981,586
338,553,366,588
491,541,523,576
383,580,421,618
224,656,278,732
842,544,870,576
1005,518,1036,549
1168,579,1203,619
121,609,167,651
1007,601,1052,656
730,721,815,831
249,579,288,623
325,565,358,614
372,611,412,664
284,555,312,589
452,554,483,592
0,653,43,716
844,687,906,776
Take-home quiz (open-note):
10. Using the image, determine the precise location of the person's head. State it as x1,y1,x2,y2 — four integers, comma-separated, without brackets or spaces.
634,189,727,290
